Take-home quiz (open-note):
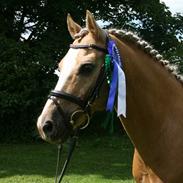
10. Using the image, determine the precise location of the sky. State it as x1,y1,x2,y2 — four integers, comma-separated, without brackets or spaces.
161,0,183,14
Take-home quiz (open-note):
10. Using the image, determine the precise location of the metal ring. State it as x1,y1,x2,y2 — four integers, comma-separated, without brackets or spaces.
70,110,90,130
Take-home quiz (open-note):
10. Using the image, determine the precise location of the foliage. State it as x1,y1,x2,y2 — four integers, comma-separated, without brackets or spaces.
0,35,55,142
0,0,182,142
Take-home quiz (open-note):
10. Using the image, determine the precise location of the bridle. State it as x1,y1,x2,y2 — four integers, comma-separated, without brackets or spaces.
48,43,108,131
48,43,108,183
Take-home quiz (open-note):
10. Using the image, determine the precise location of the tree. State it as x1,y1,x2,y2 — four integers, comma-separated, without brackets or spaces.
0,0,182,142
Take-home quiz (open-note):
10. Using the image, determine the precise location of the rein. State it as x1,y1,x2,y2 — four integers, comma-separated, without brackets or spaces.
49,43,107,183
55,129,79,183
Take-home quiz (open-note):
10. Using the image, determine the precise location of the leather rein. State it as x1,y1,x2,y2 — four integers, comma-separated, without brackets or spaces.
49,43,108,183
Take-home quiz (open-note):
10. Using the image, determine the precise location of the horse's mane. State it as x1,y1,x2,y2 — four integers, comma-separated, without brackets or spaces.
74,28,183,85
108,29,183,85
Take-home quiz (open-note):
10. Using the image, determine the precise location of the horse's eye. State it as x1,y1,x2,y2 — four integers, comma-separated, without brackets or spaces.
79,63,95,75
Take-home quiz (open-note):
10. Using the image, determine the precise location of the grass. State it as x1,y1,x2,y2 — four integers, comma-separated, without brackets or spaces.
0,135,134,183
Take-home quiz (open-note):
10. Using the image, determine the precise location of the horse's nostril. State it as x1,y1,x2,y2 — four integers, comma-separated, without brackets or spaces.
43,121,53,134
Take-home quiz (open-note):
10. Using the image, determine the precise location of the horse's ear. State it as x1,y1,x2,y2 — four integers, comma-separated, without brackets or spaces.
86,10,100,35
67,13,82,39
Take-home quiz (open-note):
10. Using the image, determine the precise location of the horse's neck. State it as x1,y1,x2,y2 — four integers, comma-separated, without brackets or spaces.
112,35,183,182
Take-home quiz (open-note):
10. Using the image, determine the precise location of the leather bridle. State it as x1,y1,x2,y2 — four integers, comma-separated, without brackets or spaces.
48,43,108,130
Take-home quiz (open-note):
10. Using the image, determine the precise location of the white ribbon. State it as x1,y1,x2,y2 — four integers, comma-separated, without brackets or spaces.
117,63,126,117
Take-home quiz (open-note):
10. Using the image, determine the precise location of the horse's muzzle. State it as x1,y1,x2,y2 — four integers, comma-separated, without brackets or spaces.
37,110,71,144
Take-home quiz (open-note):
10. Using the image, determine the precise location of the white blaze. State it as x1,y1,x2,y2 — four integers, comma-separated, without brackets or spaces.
55,48,79,91
38,48,79,120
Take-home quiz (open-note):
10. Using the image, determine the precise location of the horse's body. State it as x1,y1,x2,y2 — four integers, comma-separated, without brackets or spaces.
37,11,183,182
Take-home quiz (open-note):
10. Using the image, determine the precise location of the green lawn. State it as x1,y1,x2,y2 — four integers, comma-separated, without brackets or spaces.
0,135,134,183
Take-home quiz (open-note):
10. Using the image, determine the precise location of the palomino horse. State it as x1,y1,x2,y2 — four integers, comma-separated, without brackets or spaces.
37,10,183,182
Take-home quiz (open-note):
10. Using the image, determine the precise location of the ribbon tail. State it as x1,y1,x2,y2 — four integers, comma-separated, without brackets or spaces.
106,39,126,117
106,62,118,112
117,64,126,117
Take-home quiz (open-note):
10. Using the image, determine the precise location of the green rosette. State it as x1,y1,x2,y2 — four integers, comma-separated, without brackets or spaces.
105,54,112,84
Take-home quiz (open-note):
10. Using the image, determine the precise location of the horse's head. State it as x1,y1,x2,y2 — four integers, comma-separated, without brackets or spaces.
37,11,108,143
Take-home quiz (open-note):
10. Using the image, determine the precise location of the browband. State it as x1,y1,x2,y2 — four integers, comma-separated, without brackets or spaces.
70,44,108,53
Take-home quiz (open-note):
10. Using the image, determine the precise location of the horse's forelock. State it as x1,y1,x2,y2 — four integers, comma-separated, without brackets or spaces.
74,28,89,39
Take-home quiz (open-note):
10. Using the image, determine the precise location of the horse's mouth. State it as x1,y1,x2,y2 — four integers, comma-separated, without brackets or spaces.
40,130,71,144
47,127,72,144
43,136,63,144
37,118,72,144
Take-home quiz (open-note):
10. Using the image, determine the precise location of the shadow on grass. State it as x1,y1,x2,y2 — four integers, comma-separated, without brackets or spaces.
0,135,134,181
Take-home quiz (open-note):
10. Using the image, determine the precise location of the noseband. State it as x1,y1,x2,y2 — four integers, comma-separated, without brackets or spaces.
48,44,107,130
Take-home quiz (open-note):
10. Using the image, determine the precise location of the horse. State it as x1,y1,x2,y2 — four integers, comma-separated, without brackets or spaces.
37,10,183,183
